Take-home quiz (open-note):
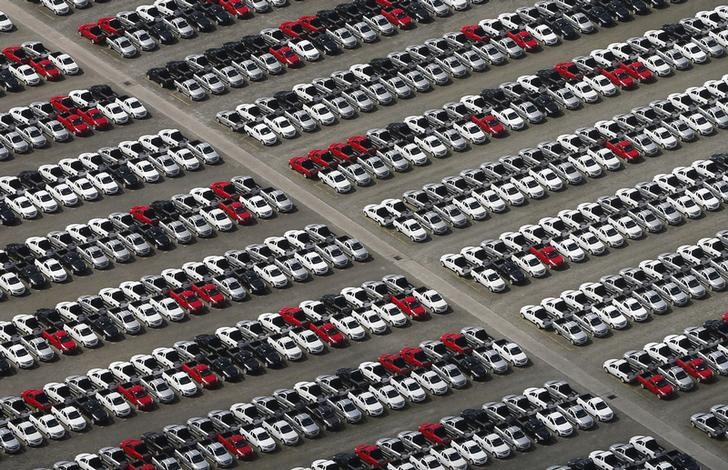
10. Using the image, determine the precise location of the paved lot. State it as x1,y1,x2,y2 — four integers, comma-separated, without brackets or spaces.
3,0,728,468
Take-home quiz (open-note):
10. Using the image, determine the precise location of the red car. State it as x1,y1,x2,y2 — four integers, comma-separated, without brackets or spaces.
605,139,639,161
460,24,490,43
21,389,51,411
400,346,432,368
354,444,387,468
418,423,450,445
381,8,413,29
169,288,204,314
57,112,91,136
328,143,359,162
554,61,583,81
216,431,254,459
635,372,674,399
471,113,506,137
120,439,151,462
42,327,78,354
619,60,654,82
269,45,300,67
2,46,30,64
279,21,307,39
298,15,323,33
289,156,319,178
389,294,428,320
50,95,77,114
308,321,346,347
218,199,253,224
676,356,714,382
182,361,221,388
97,17,125,36
528,244,565,269
347,135,376,155
375,0,398,7
278,307,310,328
600,67,636,89
78,24,107,44
506,30,539,52
440,333,472,354
77,107,111,130
217,0,252,18
29,59,61,80
117,382,154,410
191,282,225,307
308,149,339,169
378,353,412,376
130,205,159,225
210,181,239,199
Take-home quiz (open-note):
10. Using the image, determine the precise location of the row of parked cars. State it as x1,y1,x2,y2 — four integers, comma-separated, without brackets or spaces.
0,84,147,158
0,275,439,461
437,156,728,299
217,0,583,143
289,8,728,194
0,128,221,226
604,312,728,398
149,0,479,101
0,174,292,298
39,322,529,470
299,379,614,470
363,72,728,244
0,41,80,92
548,434,700,470
523,227,728,347
690,402,728,439
0,223,368,375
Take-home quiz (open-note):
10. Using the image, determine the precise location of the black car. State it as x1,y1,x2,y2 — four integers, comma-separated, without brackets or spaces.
272,91,301,111
196,3,234,25
17,170,44,189
246,340,284,368
181,8,214,33
493,259,527,284
204,354,243,382
194,334,228,355
321,294,351,315
603,0,632,21
89,84,116,102
401,0,433,22
480,88,509,107
0,69,21,92
662,23,690,42
316,9,344,29
333,452,367,470
108,163,142,189
622,0,650,14
35,308,65,328
450,354,488,381
148,20,177,45
353,0,380,15
386,122,415,141
369,57,397,75
566,458,597,470
336,367,368,389
334,3,363,23
86,313,122,341
204,47,232,68
14,263,47,289
235,268,267,295
147,67,175,89
56,249,90,275
142,431,174,455
0,201,18,225
222,41,250,61
0,356,11,375
166,60,194,80
665,450,700,470
308,32,341,55
150,200,178,219
646,0,667,7
581,5,616,27
461,408,492,429
307,402,344,430
536,68,565,86
242,35,268,54
225,346,264,375
138,225,173,251
531,94,562,117
515,415,552,443
75,396,113,425
5,243,33,263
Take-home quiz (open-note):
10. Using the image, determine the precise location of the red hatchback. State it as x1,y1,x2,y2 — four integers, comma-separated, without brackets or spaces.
378,353,412,376
42,327,78,354
216,431,255,459
460,24,490,42
440,333,472,354
117,382,154,410
289,156,319,178
389,294,428,320
21,389,51,411
528,243,565,269
308,321,347,347
218,199,253,224
400,346,432,368
381,8,413,29
169,288,204,314
471,113,506,137
182,361,221,389
130,205,159,225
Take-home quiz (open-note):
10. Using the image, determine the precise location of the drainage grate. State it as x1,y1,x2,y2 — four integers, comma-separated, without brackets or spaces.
393,255,402,261
606,394,617,400
123,80,132,86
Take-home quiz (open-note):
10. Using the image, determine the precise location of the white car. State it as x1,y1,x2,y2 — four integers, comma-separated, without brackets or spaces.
537,410,574,437
7,419,43,447
95,390,132,417
6,195,37,219
267,334,303,361
393,217,427,242
97,101,129,125
26,189,58,213
115,96,148,119
511,253,546,278
63,322,99,348
51,405,87,432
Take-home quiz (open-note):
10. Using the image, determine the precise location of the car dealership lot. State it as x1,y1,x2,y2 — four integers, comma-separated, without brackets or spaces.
4,0,728,468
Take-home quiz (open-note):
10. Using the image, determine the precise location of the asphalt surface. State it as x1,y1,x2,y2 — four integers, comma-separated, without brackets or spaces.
3,0,728,468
